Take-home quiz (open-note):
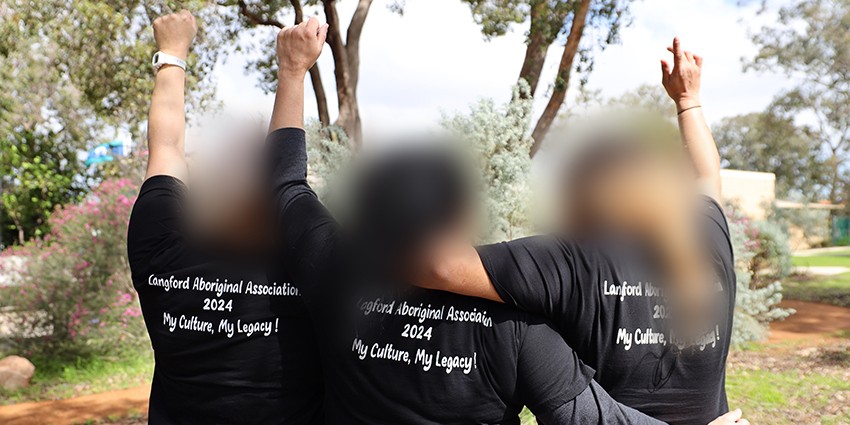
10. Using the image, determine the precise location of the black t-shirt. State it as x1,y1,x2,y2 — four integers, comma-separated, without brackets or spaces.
476,198,736,425
268,128,666,425
127,176,323,425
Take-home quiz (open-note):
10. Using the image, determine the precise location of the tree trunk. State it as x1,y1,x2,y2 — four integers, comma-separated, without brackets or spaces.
323,0,361,147
342,0,373,143
517,1,551,97
290,0,331,126
236,0,330,126
529,0,591,157
346,0,373,94
308,66,331,127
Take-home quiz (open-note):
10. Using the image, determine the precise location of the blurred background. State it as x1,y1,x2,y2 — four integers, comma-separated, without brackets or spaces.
0,0,849,424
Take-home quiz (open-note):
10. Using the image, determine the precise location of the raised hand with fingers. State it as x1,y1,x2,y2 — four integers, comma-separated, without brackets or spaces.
660,36,702,113
152,10,197,61
277,16,329,77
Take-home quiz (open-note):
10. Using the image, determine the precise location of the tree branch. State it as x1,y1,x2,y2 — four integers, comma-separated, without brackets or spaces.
290,0,331,126
529,0,591,157
323,0,359,145
346,0,374,94
237,0,284,28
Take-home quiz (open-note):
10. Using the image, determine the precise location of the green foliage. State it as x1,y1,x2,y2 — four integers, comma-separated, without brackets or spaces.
2,179,146,360
714,111,826,200
0,1,232,245
305,121,353,198
748,0,850,204
728,213,794,344
3,1,229,133
770,206,831,250
0,348,153,405
749,220,793,287
462,0,633,89
442,83,534,241
606,84,676,116
0,130,88,245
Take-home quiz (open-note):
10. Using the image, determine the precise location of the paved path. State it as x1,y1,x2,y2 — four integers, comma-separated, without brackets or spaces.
0,385,149,425
793,247,850,257
792,265,850,276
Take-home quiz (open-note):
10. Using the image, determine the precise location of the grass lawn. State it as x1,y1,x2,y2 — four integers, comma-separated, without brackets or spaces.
784,273,850,308
725,341,850,424
3,342,845,425
0,348,153,405
786,248,850,308
792,249,850,268
726,367,850,424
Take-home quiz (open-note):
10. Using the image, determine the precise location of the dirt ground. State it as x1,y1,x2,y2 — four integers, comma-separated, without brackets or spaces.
768,300,850,343
0,385,149,425
0,300,848,425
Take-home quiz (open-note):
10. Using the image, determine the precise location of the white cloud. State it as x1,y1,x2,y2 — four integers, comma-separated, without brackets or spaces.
212,0,795,139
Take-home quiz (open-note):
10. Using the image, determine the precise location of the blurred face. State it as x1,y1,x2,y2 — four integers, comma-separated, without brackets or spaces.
562,147,696,240
346,146,476,278
186,122,273,254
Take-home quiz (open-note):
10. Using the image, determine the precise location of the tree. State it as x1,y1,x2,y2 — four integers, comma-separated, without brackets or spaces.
4,1,229,137
1,1,239,246
748,0,850,205
461,0,633,156
232,0,331,127
606,83,675,116
442,83,534,241
0,131,87,245
713,111,825,200
227,0,377,147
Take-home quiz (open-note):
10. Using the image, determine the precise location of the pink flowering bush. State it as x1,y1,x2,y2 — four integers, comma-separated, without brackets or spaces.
2,179,146,359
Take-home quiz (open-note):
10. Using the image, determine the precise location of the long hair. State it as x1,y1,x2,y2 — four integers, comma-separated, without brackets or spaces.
560,122,715,338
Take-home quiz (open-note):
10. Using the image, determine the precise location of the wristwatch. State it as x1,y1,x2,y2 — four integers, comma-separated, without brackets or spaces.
152,51,187,72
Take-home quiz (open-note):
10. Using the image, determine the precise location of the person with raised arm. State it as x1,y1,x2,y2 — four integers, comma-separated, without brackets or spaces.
411,37,748,425
127,11,322,424
267,19,742,424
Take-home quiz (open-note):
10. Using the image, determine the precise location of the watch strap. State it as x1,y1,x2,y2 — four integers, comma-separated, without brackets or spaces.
152,51,187,72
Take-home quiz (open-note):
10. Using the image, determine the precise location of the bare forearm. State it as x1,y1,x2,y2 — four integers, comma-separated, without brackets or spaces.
416,244,503,303
677,103,721,199
146,66,188,179
269,70,307,132
660,37,721,200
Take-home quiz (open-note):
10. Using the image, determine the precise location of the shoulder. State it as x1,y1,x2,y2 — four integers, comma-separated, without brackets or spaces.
136,174,187,201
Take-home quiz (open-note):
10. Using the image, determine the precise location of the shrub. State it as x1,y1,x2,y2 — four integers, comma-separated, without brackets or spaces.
728,213,794,344
749,220,793,287
2,179,146,359
769,205,831,249
305,122,352,200
441,82,534,241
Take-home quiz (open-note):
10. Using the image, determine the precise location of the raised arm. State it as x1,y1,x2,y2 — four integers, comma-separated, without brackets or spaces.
145,11,196,182
269,18,328,132
267,17,336,290
661,37,722,200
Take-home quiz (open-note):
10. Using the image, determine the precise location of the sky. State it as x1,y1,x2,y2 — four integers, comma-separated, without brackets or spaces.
211,0,796,139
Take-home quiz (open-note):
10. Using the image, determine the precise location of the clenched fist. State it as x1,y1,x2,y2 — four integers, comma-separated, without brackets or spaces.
660,37,702,112
277,16,329,77
153,10,197,61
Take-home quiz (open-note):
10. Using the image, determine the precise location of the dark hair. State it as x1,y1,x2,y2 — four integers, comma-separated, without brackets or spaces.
349,145,472,262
